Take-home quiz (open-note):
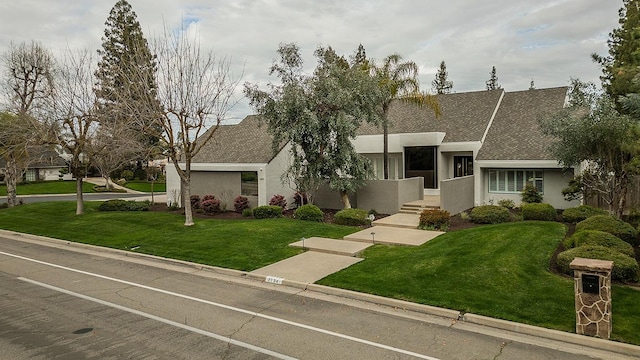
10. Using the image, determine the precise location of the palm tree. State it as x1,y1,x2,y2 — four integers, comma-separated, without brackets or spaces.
372,54,441,179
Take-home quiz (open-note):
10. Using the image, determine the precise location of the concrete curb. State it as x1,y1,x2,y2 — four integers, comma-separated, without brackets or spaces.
463,313,640,358
2,229,639,358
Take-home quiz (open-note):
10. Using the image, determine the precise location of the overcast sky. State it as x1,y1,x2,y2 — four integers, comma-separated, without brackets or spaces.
0,0,623,122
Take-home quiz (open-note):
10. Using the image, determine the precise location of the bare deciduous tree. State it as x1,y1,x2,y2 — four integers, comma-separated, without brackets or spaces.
123,29,242,226
1,41,55,207
50,49,100,215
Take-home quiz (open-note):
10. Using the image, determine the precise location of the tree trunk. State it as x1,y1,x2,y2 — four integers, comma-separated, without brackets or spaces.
75,176,84,215
383,121,389,180
182,178,194,226
340,190,351,209
104,175,111,190
615,173,629,218
5,159,19,208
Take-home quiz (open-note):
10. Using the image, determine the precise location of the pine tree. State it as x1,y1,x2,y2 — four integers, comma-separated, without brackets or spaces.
95,0,160,148
486,66,500,90
350,43,369,69
593,0,640,101
431,60,453,94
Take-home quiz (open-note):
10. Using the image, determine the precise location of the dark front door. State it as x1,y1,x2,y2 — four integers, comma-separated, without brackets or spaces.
405,146,437,189
454,156,473,178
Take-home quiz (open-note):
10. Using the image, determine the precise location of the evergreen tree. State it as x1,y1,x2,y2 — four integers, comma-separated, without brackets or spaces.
350,43,369,70
431,60,453,94
593,0,640,101
529,79,535,90
486,66,500,90
95,0,160,149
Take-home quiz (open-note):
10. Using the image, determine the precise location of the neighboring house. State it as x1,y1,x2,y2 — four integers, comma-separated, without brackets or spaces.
0,149,69,183
166,87,580,214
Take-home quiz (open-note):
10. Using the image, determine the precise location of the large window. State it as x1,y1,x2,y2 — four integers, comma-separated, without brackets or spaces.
241,171,258,196
405,146,437,189
489,169,543,193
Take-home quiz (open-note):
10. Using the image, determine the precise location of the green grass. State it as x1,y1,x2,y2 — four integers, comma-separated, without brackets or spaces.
318,221,640,345
0,180,96,196
0,202,356,271
123,180,166,192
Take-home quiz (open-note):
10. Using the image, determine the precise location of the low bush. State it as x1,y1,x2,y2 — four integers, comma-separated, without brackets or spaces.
557,245,639,282
562,205,608,223
470,205,510,224
521,203,556,221
419,209,451,231
334,208,371,226
269,194,287,209
98,199,150,212
242,208,253,217
521,183,543,203
201,194,216,202
253,205,282,219
294,204,324,222
190,195,201,209
627,207,640,227
201,198,221,214
121,170,134,181
575,215,638,246
563,230,635,258
497,199,516,209
234,196,249,213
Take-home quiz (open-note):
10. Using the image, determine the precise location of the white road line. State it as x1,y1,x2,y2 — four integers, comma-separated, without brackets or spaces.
1,250,440,360
19,277,297,360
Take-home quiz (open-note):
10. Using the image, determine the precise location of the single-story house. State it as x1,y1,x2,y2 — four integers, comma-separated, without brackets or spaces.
0,149,69,183
166,87,580,214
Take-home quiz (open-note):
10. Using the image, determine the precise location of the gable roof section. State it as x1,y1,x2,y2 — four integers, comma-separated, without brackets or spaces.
357,89,504,142
476,87,567,161
191,115,276,164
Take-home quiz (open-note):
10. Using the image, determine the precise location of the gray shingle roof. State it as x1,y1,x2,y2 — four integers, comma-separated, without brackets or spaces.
191,115,276,164
476,87,567,161
357,89,504,142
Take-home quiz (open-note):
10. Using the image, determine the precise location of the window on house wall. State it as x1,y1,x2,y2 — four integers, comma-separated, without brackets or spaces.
25,169,37,182
241,171,258,196
489,169,543,193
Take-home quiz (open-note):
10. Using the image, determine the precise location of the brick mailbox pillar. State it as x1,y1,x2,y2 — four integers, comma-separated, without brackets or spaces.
569,257,613,339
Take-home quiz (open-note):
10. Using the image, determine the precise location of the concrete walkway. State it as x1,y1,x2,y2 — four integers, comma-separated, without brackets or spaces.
250,210,444,284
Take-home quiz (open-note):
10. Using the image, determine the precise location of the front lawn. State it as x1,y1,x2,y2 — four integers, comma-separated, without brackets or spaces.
318,221,640,345
0,202,356,271
0,180,96,196
123,180,166,192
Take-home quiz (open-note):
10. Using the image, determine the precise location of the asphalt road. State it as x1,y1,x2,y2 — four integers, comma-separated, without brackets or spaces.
0,233,635,360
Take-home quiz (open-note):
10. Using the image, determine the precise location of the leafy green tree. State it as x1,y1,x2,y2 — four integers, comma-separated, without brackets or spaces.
593,0,640,102
371,54,440,179
245,43,384,208
431,60,453,94
486,66,500,90
541,79,640,217
95,0,160,150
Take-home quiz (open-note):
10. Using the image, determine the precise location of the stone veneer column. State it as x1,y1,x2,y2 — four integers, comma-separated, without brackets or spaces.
569,257,613,339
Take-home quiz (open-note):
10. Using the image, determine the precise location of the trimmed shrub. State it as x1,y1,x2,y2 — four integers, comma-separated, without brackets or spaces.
253,205,282,219
334,208,371,226
557,245,639,282
626,207,640,227
564,230,635,258
190,195,201,209
201,194,216,202
575,215,638,245
269,194,287,209
242,208,253,217
470,205,510,224
497,199,516,209
419,209,451,231
521,203,556,221
121,169,134,181
294,204,324,222
98,199,150,212
521,183,543,203
234,196,249,213
201,198,221,214
562,205,608,223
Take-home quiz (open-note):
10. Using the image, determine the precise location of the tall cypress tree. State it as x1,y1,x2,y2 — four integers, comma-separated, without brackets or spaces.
486,66,500,90
431,60,453,94
95,0,160,149
593,0,640,101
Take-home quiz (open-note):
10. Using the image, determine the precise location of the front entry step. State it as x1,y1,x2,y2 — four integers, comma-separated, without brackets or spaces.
288,237,372,256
